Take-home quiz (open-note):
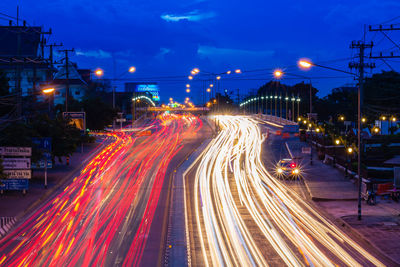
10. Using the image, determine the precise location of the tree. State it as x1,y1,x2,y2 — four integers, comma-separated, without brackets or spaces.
314,87,357,122
363,71,400,119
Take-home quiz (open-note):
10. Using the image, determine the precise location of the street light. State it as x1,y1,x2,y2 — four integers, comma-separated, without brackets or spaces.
298,59,312,69
333,139,340,167
273,69,283,78
188,75,193,80
128,66,136,73
235,69,241,73
42,87,55,94
186,88,190,93
94,68,104,77
42,87,55,113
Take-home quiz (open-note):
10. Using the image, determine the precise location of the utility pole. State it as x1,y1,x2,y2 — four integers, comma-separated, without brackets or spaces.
59,49,74,113
349,37,374,221
45,42,63,68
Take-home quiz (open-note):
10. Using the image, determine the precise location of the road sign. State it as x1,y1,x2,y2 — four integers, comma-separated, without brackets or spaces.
32,157,52,169
2,158,31,169
0,179,29,190
32,137,52,151
0,147,31,157
32,138,52,169
116,118,126,122
3,170,31,179
302,147,311,154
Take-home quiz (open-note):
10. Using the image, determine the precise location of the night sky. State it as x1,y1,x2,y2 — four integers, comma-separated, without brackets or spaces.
1,0,400,103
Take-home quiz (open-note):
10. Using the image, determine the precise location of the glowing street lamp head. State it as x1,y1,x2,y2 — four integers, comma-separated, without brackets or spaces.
191,68,200,75
207,88,211,92
188,75,193,80
94,68,104,77
235,69,241,74
42,87,55,94
226,70,231,74
339,116,345,121
169,97,173,102
315,128,320,133
210,84,214,87
298,59,312,69
186,88,191,93
186,84,190,88
216,76,221,80
361,117,366,123
347,147,353,154
392,117,397,122
335,139,340,145
381,116,387,121
128,66,136,73
273,69,283,78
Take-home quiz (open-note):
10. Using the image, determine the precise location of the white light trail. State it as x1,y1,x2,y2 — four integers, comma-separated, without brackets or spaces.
189,115,384,266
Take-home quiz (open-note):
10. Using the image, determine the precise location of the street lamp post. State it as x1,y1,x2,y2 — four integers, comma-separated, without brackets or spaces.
299,59,366,220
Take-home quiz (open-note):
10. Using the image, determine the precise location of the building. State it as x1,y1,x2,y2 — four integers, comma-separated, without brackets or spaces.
0,24,53,97
52,62,88,105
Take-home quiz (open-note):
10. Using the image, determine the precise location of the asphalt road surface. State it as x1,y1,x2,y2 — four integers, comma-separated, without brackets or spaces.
184,115,386,267
0,113,203,267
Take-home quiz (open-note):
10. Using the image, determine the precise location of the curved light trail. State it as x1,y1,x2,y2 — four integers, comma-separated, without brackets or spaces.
0,113,202,267
188,115,384,267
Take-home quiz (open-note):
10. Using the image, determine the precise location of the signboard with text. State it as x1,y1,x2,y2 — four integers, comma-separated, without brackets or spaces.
0,147,31,157
32,137,52,169
2,158,31,169
3,169,31,179
0,179,29,190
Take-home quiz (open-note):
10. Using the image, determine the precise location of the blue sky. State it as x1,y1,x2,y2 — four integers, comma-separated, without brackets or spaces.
1,0,400,103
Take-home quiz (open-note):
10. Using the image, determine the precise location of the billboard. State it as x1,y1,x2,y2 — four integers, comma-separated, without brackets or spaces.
63,112,86,131
136,84,160,102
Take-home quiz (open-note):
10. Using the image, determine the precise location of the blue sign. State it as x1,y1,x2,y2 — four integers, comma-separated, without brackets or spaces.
0,179,29,190
32,137,52,169
136,84,160,101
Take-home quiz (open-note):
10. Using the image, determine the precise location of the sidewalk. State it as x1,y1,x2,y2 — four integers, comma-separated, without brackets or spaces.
286,138,358,201
286,136,400,264
0,140,105,219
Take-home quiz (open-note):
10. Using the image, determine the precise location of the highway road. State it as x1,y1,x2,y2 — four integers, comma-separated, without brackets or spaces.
0,113,203,267
185,115,385,267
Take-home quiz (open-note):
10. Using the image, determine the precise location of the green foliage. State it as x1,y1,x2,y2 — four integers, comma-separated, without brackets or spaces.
315,87,357,122
364,71,400,118
81,96,116,130
0,114,91,163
